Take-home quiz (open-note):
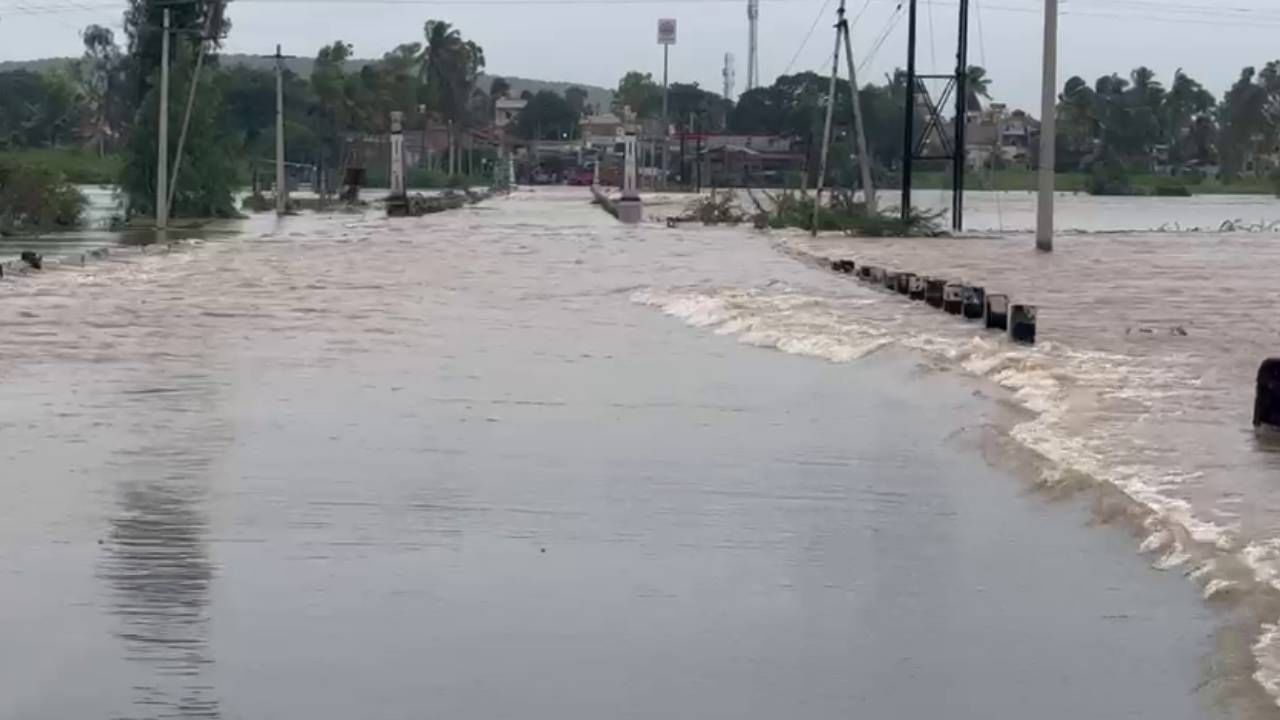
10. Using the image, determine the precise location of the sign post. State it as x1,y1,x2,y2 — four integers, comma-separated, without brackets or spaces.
658,18,676,189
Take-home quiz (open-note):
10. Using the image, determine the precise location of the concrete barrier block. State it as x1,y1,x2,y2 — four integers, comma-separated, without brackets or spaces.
1010,304,1037,344
830,259,855,274
925,279,946,309
858,265,874,281
883,271,899,290
1256,359,1280,430
896,272,915,295
908,276,925,301
986,294,1009,330
943,283,965,315
869,267,885,285
617,198,644,224
962,286,986,320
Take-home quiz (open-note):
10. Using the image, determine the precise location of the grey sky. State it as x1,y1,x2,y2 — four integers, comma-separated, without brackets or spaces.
2,0,1278,112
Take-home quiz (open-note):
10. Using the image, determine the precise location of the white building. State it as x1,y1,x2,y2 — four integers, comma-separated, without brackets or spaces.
495,98,528,129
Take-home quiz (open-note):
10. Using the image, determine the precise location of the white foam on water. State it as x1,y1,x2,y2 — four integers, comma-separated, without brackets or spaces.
1254,624,1280,706
635,278,1280,705
632,288,893,364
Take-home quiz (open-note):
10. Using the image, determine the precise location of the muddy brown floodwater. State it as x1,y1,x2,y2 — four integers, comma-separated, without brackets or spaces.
0,188,1247,719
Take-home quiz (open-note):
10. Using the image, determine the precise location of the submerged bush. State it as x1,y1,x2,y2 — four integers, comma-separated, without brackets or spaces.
759,189,943,237
0,161,87,233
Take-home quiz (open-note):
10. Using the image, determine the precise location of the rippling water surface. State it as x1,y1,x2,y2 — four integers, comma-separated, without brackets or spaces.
1,187,1266,718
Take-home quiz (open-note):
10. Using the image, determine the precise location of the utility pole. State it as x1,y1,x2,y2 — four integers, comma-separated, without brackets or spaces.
840,1,876,214
747,0,760,91
168,0,222,218
813,14,841,235
156,8,171,230
1036,0,1058,252
951,0,970,231
813,0,878,234
900,0,918,222
275,44,286,216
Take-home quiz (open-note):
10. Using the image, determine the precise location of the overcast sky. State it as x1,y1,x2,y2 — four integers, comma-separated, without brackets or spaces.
2,0,1279,111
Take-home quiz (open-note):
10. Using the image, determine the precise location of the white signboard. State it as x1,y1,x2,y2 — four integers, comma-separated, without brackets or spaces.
658,18,677,46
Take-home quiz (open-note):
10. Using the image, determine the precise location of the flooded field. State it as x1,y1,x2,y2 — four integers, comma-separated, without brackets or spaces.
0,187,1274,718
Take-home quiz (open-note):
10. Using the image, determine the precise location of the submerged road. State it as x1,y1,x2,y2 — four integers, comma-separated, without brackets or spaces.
1,189,1216,719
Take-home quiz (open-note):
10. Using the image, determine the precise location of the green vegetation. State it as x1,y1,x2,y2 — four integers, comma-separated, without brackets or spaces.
759,190,943,236
0,150,120,185
0,160,86,234
120,0,238,219
6,2,1280,228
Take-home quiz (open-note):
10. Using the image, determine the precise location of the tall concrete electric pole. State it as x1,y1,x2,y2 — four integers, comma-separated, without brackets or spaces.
1036,0,1058,252
156,8,170,230
275,44,286,216
747,0,760,90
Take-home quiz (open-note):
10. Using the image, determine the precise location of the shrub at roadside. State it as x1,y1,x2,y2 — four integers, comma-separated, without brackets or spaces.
0,161,87,234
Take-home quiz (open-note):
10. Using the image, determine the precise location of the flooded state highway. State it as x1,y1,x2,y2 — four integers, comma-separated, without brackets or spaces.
1,188,1260,719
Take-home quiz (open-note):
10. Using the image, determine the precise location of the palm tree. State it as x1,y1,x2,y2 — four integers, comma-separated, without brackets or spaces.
419,20,463,170
1165,70,1215,164
965,65,991,112
452,40,486,176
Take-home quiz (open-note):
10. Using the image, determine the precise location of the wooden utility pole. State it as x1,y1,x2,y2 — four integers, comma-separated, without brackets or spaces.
156,8,171,230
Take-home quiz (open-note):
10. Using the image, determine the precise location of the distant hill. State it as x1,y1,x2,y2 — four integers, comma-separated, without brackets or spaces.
0,58,75,75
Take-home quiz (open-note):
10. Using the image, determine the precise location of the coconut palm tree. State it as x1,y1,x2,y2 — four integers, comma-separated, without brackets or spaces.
418,20,463,170
965,65,991,112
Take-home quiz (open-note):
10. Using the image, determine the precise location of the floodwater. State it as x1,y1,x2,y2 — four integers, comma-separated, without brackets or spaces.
0,187,1259,719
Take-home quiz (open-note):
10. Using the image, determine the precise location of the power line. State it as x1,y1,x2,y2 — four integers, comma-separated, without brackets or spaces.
782,0,833,76
857,0,904,74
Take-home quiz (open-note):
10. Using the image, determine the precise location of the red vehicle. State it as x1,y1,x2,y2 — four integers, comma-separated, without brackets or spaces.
567,167,596,186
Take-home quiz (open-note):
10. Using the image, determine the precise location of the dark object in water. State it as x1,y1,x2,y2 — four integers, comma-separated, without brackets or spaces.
868,267,886,285
908,276,925,301
858,265,874,281
1010,304,1037,344
986,294,1010,330
925,279,946,309
962,286,986,320
883,271,899,290
943,284,965,315
341,167,367,203
20,251,42,270
830,259,855,274
896,272,914,295
1256,359,1280,430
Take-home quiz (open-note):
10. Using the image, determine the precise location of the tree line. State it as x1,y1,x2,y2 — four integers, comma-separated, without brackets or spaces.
1,1,1278,219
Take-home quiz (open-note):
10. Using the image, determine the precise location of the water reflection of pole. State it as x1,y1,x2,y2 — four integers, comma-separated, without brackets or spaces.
100,375,225,719
103,481,217,717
